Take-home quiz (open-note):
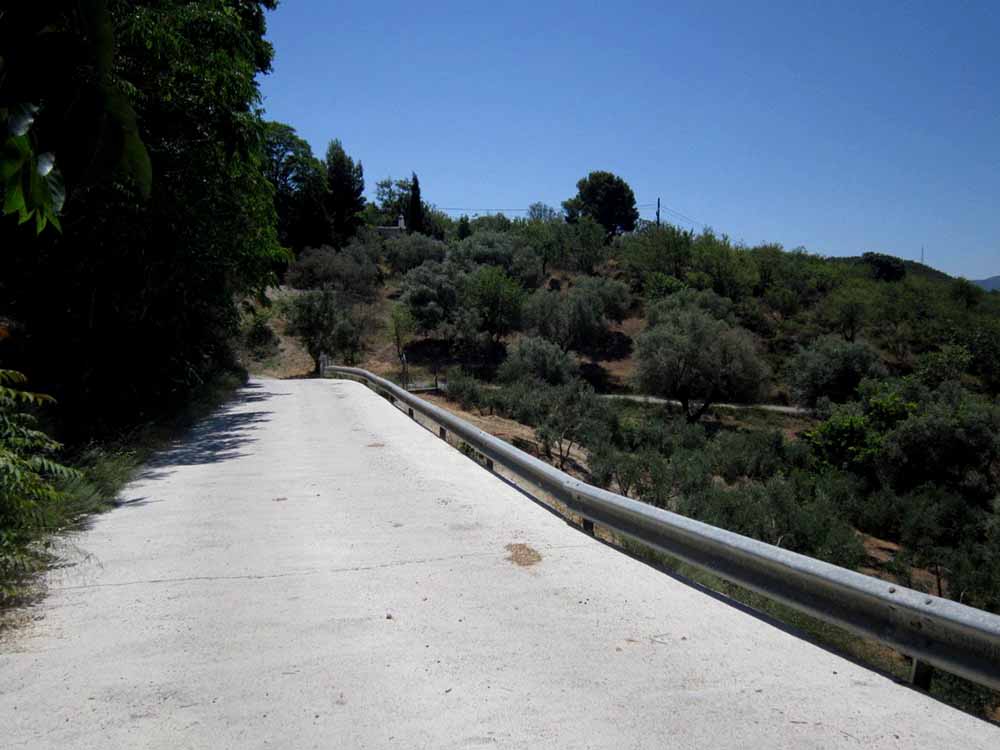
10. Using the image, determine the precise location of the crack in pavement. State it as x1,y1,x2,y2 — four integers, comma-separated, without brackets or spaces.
47,543,595,592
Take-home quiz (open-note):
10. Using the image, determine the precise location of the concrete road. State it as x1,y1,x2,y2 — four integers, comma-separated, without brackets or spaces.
1,378,996,749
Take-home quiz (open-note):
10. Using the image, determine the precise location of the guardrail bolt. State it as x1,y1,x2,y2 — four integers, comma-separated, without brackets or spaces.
909,658,934,690
439,427,447,441
582,518,595,536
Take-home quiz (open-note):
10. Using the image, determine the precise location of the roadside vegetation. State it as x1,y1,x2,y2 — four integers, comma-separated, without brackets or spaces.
1,0,997,719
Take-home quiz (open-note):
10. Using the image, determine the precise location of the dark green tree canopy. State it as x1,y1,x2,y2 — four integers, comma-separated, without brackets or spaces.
406,172,424,235
325,139,365,246
262,121,328,250
562,170,639,237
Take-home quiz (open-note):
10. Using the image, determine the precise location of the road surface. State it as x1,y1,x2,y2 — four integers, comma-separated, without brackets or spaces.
1,378,996,748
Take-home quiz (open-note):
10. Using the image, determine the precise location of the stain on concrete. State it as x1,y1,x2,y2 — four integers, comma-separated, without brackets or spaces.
505,543,542,567
366,442,385,448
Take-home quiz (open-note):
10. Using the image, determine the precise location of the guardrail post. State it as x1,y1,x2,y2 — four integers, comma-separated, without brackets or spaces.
582,518,595,536
439,426,447,441
909,658,934,690
407,407,414,419
485,458,494,472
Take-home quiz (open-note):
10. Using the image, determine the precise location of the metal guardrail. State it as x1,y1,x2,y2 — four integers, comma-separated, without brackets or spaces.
327,365,1000,692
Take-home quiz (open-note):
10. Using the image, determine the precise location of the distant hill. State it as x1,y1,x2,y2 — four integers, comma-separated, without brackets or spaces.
974,275,1000,291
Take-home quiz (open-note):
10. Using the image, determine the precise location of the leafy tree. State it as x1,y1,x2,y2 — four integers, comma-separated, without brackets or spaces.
524,278,629,354
262,121,328,250
287,290,370,372
536,381,607,469
563,216,607,274
822,282,871,342
790,337,886,407
0,3,152,233
636,309,769,422
325,139,365,246
562,170,639,237
457,214,472,239
401,260,463,335
461,266,524,343
389,305,415,362
527,202,559,222
406,172,424,235
498,337,578,385
617,224,694,284
2,0,285,431
516,218,564,274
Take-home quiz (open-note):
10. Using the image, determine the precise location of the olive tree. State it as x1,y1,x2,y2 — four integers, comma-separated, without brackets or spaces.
636,309,769,422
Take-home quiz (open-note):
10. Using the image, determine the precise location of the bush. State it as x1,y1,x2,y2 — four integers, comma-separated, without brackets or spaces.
384,234,446,274
498,337,578,386
790,336,886,408
243,309,280,360
1,371,78,601
287,242,380,301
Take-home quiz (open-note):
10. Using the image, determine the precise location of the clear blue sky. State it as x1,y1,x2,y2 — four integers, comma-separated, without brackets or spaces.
259,0,999,279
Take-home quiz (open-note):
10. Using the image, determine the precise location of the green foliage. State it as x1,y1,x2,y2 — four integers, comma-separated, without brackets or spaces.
524,278,630,354
498,337,578,386
862,252,906,283
287,242,380,302
821,281,871,342
461,266,524,343
3,0,286,433
644,272,686,300
790,336,886,407
389,305,416,361
385,233,446,274
636,308,769,422
401,260,463,335
0,3,153,233
406,172,424,235
562,170,639,237
914,345,972,389
286,290,370,372
325,139,365,246
0,371,77,600
262,122,329,251
647,288,734,326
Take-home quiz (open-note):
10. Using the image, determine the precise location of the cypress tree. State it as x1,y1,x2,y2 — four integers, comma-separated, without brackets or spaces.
406,172,424,235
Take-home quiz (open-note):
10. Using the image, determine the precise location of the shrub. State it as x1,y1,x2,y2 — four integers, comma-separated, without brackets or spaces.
790,336,886,408
1,371,78,601
498,337,578,386
385,234,446,274
287,242,379,301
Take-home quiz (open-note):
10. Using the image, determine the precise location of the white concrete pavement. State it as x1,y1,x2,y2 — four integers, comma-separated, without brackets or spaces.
1,377,997,749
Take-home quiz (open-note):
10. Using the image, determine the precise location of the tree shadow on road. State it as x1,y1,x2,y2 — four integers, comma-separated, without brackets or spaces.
136,384,280,479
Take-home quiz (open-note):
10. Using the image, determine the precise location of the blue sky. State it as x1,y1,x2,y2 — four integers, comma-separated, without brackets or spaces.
259,1,999,279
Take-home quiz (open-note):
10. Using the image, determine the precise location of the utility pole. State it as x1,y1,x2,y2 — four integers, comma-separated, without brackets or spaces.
656,197,661,227
921,245,925,264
